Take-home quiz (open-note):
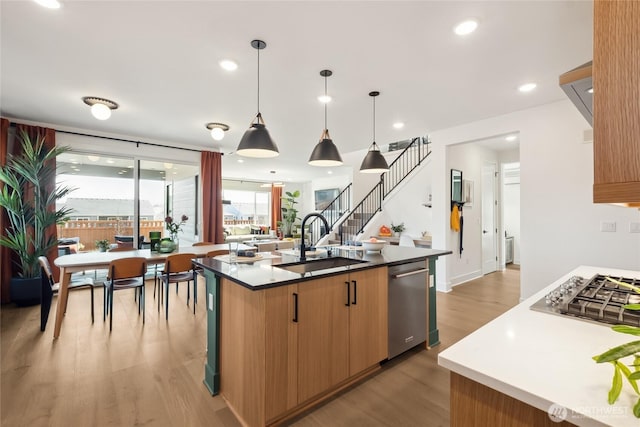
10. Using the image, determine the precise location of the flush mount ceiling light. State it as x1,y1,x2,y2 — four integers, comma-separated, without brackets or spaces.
206,122,230,141
360,91,389,174
518,82,537,93
309,69,343,167
454,19,478,36
34,0,61,9
82,96,119,120
219,59,238,71
236,40,279,158
505,135,517,142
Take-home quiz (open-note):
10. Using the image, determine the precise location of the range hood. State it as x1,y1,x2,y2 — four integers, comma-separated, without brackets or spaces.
559,61,593,126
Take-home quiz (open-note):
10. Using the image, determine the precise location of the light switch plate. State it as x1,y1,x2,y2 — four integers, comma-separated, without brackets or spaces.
630,222,640,233
208,293,214,311
600,221,616,232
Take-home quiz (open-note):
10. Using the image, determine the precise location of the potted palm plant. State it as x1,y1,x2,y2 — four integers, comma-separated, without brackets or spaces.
280,190,301,238
0,130,74,305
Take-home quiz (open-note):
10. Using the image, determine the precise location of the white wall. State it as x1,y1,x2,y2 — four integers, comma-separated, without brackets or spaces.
446,143,500,286
360,153,434,242
428,99,640,298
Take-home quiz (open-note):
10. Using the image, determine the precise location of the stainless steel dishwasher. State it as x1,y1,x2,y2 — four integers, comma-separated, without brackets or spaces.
388,260,429,359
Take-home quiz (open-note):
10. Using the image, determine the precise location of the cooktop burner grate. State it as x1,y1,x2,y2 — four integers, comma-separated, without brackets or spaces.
530,274,640,327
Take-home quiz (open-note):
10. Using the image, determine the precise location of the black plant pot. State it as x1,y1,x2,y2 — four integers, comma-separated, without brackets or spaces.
10,276,41,307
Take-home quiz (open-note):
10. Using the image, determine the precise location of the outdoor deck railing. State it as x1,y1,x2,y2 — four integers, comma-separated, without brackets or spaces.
57,220,165,251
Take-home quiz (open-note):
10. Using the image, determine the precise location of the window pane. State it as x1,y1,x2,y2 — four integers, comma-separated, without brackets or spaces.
56,154,134,251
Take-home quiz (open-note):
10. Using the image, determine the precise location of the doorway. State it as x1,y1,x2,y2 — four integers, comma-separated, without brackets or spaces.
481,162,498,275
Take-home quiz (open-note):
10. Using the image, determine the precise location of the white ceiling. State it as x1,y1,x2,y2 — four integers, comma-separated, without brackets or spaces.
0,0,592,182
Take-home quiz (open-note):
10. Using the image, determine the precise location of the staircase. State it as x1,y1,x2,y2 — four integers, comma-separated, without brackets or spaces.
338,136,431,244
306,136,431,246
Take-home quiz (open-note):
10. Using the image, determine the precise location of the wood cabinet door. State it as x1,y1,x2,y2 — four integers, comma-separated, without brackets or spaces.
593,0,640,204
264,284,298,421
297,275,350,403
348,267,388,376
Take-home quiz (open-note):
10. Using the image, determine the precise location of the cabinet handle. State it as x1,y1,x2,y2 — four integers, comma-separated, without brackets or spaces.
293,292,298,323
345,281,350,306
352,280,357,305
391,268,429,279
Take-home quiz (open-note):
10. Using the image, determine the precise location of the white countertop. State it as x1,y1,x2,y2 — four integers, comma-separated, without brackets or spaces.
438,265,640,427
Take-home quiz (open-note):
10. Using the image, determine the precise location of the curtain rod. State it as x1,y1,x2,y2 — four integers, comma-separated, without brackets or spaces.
57,129,206,153
9,122,215,154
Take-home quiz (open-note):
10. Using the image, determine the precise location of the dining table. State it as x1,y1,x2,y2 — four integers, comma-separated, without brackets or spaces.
52,243,251,338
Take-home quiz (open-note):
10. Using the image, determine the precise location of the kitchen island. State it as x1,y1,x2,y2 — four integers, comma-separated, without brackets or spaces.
194,245,450,427
438,265,640,427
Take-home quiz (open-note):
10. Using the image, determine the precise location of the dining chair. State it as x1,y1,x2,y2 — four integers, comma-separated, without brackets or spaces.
192,242,214,246
159,253,197,319
206,249,229,257
104,257,147,331
38,256,97,331
108,246,137,252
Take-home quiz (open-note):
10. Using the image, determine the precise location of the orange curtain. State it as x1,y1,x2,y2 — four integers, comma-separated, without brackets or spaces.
270,185,282,233
201,151,224,243
1,118,11,303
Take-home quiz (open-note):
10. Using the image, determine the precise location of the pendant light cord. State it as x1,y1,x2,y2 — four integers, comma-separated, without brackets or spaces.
324,74,328,131
257,46,260,114
372,95,376,143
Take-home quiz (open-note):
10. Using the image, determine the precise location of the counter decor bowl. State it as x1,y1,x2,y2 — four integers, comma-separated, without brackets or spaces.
362,240,386,252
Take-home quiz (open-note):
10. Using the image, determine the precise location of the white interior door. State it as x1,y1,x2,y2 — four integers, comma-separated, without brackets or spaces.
482,163,497,274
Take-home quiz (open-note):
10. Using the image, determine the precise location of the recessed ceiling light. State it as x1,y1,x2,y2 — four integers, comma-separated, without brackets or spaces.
106,159,115,164
327,170,333,175
454,19,478,36
219,60,238,71
237,159,244,163
505,135,517,142
317,95,332,104
518,82,537,93
87,155,100,162
587,87,593,94
34,0,61,9
393,122,405,129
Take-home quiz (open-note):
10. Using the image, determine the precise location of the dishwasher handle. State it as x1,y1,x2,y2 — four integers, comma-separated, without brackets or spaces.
390,268,429,279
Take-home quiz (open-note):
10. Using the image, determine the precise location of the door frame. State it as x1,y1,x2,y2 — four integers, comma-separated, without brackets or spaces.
481,162,498,275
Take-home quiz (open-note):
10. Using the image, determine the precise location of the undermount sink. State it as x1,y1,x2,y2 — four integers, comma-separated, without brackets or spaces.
274,257,366,274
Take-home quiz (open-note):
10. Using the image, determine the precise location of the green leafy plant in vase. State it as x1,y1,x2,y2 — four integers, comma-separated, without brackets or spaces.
391,222,405,236
0,130,74,304
95,239,110,252
280,190,300,238
592,277,640,418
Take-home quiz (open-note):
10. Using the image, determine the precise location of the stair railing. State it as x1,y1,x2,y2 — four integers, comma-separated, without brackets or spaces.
306,184,351,246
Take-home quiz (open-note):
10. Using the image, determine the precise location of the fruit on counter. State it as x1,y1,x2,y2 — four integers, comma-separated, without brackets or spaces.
379,225,392,236
369,237,378,242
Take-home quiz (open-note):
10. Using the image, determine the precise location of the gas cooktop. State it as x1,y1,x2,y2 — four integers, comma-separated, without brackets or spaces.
530,274,640,327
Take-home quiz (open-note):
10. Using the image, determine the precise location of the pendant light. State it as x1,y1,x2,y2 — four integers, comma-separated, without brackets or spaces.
308,69,343,167
236,40,279,158
360,91,389,173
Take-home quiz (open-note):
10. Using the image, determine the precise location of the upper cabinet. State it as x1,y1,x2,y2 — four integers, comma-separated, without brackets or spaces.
593,0,640,206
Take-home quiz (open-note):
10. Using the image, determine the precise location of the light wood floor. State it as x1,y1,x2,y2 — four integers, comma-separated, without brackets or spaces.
1,267,520,426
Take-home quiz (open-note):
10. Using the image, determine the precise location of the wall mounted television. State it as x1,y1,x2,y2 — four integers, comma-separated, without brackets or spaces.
314,188,340,211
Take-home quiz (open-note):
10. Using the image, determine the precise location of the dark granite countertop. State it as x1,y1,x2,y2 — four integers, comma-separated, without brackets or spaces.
193,245,452,290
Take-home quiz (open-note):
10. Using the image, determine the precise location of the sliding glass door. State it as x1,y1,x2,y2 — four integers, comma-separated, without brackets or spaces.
57,154,199,251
